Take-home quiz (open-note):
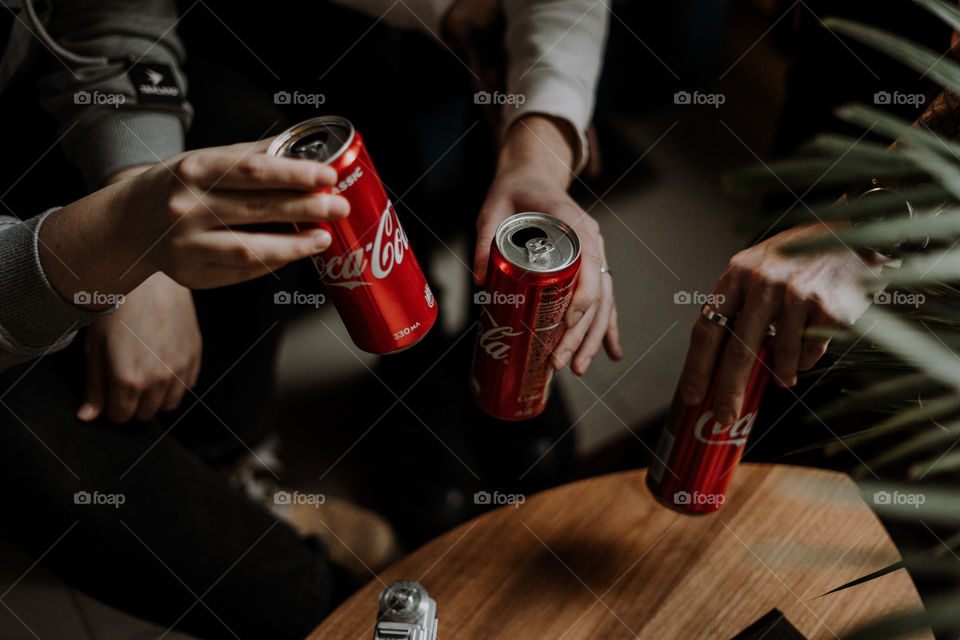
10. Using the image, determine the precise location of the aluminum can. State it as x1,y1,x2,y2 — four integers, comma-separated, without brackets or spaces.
469,212,581,420
269,116,437,354
646,326,775,513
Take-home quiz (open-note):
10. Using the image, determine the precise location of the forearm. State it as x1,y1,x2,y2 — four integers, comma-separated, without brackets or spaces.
38,181,154,309
911,88,960,139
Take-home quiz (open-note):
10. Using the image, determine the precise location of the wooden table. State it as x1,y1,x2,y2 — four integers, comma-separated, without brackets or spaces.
308,464,931,639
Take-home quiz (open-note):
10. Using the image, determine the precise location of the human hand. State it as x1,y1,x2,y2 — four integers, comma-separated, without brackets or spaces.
78,273,202,423
474,116,622,375
676,223,891,425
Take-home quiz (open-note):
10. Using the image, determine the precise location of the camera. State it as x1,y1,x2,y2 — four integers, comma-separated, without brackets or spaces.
874,91,892,105
374,580,437,640
274,291,292,304
74,491,91,504
673,291,691,304
873,491,891,505
274,91,292,105
474,90,491,105
673,490,691,505
473,291,491,305
673,91,691,105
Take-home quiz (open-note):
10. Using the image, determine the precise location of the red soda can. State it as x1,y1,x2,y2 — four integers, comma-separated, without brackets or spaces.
646,322,775,513
469,212,581,420
269,116,437,354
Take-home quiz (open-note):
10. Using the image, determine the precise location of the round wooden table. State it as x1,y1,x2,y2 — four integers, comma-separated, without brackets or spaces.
308,464,931,639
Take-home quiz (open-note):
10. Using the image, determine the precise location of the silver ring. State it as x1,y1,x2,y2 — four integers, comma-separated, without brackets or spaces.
600,266,612,276
701,303,729,328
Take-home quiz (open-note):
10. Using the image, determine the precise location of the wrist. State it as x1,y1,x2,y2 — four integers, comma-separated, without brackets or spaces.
497,115,575,189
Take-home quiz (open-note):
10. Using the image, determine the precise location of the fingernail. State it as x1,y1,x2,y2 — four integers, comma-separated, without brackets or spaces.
714,411,735,426
314,230,332,250
330,195,350,217
677,385,700,405
566,311,583,328
577,357,593,374
555,351,571,369
77,404,97,422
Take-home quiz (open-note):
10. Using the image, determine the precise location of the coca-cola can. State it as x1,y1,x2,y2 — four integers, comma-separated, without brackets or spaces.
646,323,775,514
469,212,581,420
268,116,437,354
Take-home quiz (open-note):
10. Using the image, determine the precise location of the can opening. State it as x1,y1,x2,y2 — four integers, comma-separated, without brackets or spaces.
510,227,548,249
290,131,331,159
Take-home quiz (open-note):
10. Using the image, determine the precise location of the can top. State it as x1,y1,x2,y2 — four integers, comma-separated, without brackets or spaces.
495,212,581,273
267,116,355,163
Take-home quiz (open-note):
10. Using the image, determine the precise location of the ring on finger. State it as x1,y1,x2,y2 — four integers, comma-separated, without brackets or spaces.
701,303,730,328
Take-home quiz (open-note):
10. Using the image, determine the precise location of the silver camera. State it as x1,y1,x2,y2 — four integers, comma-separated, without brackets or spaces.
373,580,438,640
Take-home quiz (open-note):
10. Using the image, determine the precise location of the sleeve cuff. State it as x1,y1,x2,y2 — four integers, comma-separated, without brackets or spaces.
67,111,185,189
501,67,591,173
0,209,116,352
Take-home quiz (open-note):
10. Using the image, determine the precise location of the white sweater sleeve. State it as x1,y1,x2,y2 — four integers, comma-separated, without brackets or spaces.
501,0,609,173
326,0,608,172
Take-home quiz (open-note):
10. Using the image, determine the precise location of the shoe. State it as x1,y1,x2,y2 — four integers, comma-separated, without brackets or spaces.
224,435,401,579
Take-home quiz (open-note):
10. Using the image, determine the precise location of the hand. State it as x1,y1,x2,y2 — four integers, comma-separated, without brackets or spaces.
676,223,892,425
40,139,351,306
473,116,622,375
78,273,202,423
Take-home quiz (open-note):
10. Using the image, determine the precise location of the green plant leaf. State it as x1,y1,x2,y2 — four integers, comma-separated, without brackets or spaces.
909,448,960,478
854,307,960,390
858,418,960,475
782,208,960,254
826,15,960,96
840,589,960,639
881,248,960,285
858,481,960,524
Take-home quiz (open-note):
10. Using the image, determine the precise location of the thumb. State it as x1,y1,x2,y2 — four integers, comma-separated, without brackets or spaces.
78,338,106,422
474,197,513,286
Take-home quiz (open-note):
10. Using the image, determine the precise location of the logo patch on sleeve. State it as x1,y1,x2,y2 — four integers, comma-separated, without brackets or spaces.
129,62,182,104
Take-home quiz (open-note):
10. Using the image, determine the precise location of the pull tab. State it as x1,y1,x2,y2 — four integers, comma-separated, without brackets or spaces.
526,237,555,263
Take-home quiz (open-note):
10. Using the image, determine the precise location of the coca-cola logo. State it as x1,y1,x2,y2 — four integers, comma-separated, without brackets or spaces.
478,307,522,362
313,199,409,289
693,410,756,447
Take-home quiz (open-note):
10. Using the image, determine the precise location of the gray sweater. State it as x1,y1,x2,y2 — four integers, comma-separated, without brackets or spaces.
0,0,192,372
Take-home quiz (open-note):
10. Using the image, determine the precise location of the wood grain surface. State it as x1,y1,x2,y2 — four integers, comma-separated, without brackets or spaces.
308,464,931,640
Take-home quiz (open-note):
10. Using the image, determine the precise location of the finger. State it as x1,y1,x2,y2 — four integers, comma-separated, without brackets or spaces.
572,272,615,374
675,283,744,406
200,228,333,270
78,337,106,422
178,150,338,191
603,302,623,360
771,291,808,389
566,250,602,329
160,378,188,413
798,309,835,371
474,195,513,286
712,288,782,425
552,303,597,371
134,383,167,422
105,374,142,424
202,190,350,226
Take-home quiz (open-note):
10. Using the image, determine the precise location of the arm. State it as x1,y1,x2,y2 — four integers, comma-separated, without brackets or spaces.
37,0,191,189
0,141,350,375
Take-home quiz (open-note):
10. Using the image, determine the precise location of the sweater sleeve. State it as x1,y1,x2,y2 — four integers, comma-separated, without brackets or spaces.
36,0,192,189
501,0,609,173
0,210,114,373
